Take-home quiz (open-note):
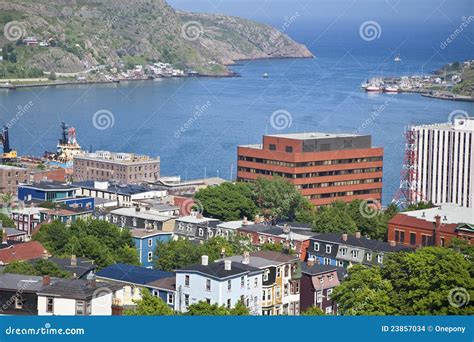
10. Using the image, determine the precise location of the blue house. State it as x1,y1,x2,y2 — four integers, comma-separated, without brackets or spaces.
18,182,79,202
96,263,175,308
131,229,173,268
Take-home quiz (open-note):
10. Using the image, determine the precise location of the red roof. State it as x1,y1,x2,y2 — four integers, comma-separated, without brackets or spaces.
389,213,458,234
0,241,47,264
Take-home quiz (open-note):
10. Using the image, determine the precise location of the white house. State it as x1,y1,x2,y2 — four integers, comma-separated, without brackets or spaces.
175,256,263,315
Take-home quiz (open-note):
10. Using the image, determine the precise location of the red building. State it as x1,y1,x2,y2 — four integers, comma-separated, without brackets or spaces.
237,221,313,261
237,133,383,206
388,204,474,247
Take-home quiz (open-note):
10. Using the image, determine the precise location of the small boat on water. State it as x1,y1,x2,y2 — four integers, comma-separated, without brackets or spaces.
384,85,400,93
394,55,402,62
365,84,382,92
263,73,269,78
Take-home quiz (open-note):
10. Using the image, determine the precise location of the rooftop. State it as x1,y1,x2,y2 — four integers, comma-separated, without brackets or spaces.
300,262,339,276
131,229,173,238
176,215,220,224
96,263,172,285
0,273,46,292
38,278,122,300
74,150,159,163
401,204,474,225
311,233,413,253
266,132,362,140
0,164,27,171
31,256,96,278
110,207,175,222
0,240,47,264
73,181,163,196
20,182,79,191
412,117,474,132
177,260,261,279
146,276,176,291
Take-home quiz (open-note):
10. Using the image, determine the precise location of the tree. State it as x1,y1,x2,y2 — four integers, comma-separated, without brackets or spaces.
125,290,174,316
186,301,231,316
4,260,71,278
332,248,474,315
331,265,394,315
229,299,250,315
404,201,435,212
154,238,201,272
312,202,357,234
253,176,305,222
48,71,57,80
0,213,15,227
301,306,326,315
33,219,139,268
4,260,37,275
194,182,257,221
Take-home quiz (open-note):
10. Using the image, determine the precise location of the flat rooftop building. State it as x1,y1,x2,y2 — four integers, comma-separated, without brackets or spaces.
237,132,383,206
73,150,160,184
0,164,28,195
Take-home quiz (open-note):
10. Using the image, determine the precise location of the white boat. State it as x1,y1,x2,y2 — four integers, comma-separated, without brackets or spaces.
365,84,382,92
394,55,402,62
384,85,400,93
263,73,269,78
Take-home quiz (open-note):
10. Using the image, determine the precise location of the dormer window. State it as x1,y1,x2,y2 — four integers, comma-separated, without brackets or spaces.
377,254,384,264
198,228,204,237
132,218,137,227
351,250,359,258
325,245,332,253
366,252,372,261
340,247,347,256
314,242,320,251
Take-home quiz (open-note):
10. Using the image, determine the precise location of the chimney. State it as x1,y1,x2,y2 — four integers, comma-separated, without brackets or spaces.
71,254,77,267
355,232,361,239
42,250,49,260
242,216,248,225
389,240,396,247
307,257,315,267
86,272,97,287
2,229,7,244
433,215,441,246
342,233,348,241
242,251,250,265
201,255,209,266
43,275,51,286
224,260,232,271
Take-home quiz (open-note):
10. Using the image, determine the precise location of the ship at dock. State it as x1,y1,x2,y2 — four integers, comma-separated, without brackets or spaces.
43,122,84,168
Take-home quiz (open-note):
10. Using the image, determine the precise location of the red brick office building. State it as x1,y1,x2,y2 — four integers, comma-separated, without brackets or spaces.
237,133,384,206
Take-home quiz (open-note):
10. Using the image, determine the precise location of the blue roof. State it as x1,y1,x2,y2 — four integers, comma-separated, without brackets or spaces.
96,263,172,285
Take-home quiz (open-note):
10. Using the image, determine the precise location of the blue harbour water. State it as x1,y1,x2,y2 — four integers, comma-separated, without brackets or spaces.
0,17,473,205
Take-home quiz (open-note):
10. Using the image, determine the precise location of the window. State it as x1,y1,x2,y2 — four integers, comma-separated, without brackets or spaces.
410,232,416,246
227,280,232,291
325,306,333,315
421,235,432,247
276,267,281,278
227,299,231,308
351,250,359,258
284,265,289,277
324,257,330,265
284,284,289,296
275,286,281,298
395,230,405,243
184,275,190,286
147,252,153,262
316,291,323,303
319,277,324,284
184,294,190,307
76,300,86,315
167,293,173,305
269,144,276,151
440,237,445,247
241,276,245,288
325,245,332,253
340,247,347,256
254,277,258,288
327,288,333,299
15,296,23,309
366,252,372,261
328,274,334,281
263,269,269,281
285,146,293,153
206,279,211,291
46,297,54,313
148,238,153,247
206,298,211,304
314,242,320,251
338,260,344,267
198,228,204,237
377,254,384,264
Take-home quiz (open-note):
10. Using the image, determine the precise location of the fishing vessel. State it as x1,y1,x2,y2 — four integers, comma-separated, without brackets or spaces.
44,122,84,167
383,85,400,93
263,73,269,78
365,84,382,92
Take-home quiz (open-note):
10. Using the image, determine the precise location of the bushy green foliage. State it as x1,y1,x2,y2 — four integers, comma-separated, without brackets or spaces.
124,290,174,316
332,247,474,315
186,299,249,316
33,219,139,268
301,306,326,316
4,260,71,278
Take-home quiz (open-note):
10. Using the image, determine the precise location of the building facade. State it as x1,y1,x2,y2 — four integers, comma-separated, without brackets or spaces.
131,229,173,268
0,165,28,195
237,133,383,206
407,117,474,208
175,257,263,315
73,151,160,184
307,232,413,268
388,204,474,247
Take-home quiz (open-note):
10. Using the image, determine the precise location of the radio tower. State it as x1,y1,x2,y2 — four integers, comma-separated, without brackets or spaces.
392,126,422,208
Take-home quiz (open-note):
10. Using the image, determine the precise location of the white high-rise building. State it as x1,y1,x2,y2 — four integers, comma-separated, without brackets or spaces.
409,117,474,208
